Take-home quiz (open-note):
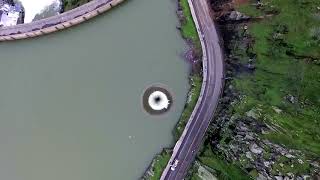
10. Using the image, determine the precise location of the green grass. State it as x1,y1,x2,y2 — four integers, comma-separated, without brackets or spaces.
179,0,201,50
190,175,202,180
179,0,198,41
174,75,202,139
269,155,311,175
197,146,252,180
62,0,92,11
237,4,263,17
143,150,171,180
232,0,320,155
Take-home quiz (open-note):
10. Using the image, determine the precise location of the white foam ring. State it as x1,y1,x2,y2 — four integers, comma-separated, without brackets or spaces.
148,91,170,111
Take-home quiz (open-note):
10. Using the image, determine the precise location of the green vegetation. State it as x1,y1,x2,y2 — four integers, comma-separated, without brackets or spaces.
190,174,203,180
174,0,203,140
178,0,201,50
233,0,320,155
62,0,92,11
179,0,198,41
269,155,311,176
143,150,171,180
190,0,320,178
174,75,202,139
198,146,251,180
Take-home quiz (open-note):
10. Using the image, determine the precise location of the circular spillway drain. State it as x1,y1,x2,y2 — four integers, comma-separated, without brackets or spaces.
148,91,170,111
142,85,173,115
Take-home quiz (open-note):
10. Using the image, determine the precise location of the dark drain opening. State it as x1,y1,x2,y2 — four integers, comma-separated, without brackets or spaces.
142,85,173,115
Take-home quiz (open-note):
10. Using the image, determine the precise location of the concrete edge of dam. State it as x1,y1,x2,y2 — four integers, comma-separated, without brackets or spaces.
0,0,125,42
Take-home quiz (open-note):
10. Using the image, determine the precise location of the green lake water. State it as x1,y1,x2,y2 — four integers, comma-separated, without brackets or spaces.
0,0,190,179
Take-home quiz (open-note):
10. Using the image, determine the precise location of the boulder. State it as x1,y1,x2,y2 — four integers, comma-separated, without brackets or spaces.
197,165,218,180
275,176,283,180
227,11,250,21
246,109,260,119
250,143,263,154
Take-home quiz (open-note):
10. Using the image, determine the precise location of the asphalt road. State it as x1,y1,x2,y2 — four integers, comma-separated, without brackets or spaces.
160,0,224,179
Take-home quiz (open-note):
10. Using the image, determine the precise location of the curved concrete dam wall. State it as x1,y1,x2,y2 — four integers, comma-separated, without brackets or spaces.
0,0,125,41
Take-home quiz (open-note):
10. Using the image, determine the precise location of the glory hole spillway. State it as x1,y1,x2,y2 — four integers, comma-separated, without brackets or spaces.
0,0,190,179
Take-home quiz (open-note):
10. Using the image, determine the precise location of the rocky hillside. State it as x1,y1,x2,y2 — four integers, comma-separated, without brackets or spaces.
189,0,320,179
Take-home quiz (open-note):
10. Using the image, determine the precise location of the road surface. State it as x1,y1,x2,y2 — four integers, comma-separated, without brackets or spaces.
160,0,224,179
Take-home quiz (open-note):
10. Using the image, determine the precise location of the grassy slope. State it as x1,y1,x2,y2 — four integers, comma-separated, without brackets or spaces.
179,0,202,53
234,0,320,155
198,146,251,180
147,150,171,180
174,75,202,139
192,0,320,179
179,0,199,42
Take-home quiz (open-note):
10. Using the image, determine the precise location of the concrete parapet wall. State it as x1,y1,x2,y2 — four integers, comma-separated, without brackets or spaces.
0,0,125,41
